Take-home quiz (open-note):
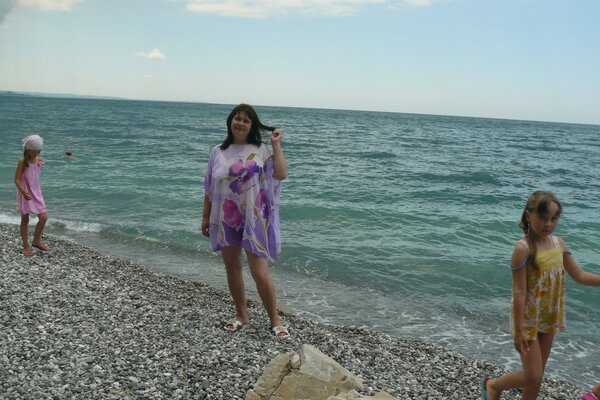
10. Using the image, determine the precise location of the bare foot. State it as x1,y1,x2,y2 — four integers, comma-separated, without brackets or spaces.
23,247,34,257
486,378,501,400
32,242,50,251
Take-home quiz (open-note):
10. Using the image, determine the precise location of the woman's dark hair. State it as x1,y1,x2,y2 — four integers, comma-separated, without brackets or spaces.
221,104,276,150
519,190,562,269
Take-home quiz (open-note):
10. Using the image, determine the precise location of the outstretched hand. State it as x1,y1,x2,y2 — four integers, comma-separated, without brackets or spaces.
270,129,282,145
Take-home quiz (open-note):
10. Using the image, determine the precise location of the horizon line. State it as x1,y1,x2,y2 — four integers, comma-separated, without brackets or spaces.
1,90,598,127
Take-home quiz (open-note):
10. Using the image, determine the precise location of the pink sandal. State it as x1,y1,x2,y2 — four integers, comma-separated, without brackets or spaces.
582,394,599,400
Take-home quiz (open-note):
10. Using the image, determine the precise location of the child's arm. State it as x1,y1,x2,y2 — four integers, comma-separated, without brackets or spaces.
511,243,530,356
560,238,600,286
14,159,32,200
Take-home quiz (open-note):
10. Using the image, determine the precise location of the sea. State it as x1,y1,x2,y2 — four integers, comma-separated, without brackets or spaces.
1,95,599,387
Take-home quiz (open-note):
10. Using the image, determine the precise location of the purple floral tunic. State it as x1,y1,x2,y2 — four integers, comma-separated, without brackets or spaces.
203,143,282,261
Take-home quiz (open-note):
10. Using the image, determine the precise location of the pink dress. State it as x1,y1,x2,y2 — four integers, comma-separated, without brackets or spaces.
17,160,47,215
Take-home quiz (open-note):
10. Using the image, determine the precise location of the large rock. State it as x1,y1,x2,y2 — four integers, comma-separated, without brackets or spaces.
246,344,397,400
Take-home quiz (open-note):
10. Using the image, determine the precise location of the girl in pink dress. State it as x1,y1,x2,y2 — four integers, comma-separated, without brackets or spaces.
582,383,600,400
14,134,49,256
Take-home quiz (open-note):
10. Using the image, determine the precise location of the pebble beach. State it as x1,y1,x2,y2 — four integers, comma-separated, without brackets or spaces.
0,223,587,399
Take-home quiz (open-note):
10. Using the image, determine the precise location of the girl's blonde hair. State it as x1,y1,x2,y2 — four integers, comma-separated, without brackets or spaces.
519,190,562,269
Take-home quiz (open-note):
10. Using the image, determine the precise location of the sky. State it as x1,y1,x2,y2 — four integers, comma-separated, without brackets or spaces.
0,0,599,125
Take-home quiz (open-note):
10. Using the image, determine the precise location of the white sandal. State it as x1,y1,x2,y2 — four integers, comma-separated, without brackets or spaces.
271,325,290,338
224,318,245,332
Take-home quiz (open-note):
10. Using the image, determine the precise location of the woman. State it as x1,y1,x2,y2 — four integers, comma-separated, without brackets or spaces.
202,104,289,337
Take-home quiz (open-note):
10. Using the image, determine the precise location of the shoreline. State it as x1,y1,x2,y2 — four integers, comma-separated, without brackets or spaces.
0,223,585,399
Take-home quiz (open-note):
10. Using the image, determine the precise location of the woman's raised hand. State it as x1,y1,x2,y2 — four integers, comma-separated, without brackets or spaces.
270,129,282,145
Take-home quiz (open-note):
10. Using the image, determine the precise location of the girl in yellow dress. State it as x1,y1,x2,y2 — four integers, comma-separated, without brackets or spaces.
484,191,600,400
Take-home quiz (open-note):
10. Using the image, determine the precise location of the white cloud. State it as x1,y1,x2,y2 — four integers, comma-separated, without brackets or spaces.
135,48,166,60
401,0,432,6
393,0,449,8
185,0,386,18
1,0,81,23
144,74,153,79
0,0,18,23
18,0,82,11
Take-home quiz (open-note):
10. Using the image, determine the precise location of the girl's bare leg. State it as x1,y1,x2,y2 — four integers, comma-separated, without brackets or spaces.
592,383,600,397
246,250,282,329
522,332,554,399
31,212,48,249
20,214,30,252
487,337,544,400
221,246,249,325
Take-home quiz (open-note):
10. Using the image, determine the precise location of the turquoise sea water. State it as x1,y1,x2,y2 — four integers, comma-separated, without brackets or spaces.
1,96,599,386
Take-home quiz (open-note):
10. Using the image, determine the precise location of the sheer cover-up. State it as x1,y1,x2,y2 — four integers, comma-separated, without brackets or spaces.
203,144,282,262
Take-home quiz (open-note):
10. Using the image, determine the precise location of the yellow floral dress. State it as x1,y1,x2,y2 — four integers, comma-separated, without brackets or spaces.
511,236,566,340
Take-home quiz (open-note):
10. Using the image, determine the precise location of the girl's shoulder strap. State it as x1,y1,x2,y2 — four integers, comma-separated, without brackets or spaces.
551,235,571,254
510,238,530,271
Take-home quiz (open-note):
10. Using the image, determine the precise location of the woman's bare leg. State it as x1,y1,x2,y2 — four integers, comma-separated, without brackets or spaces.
245,250,282,329
221,246,249,326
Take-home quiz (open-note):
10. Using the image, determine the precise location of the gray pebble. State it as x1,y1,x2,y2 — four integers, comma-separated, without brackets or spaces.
0,223,586,399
